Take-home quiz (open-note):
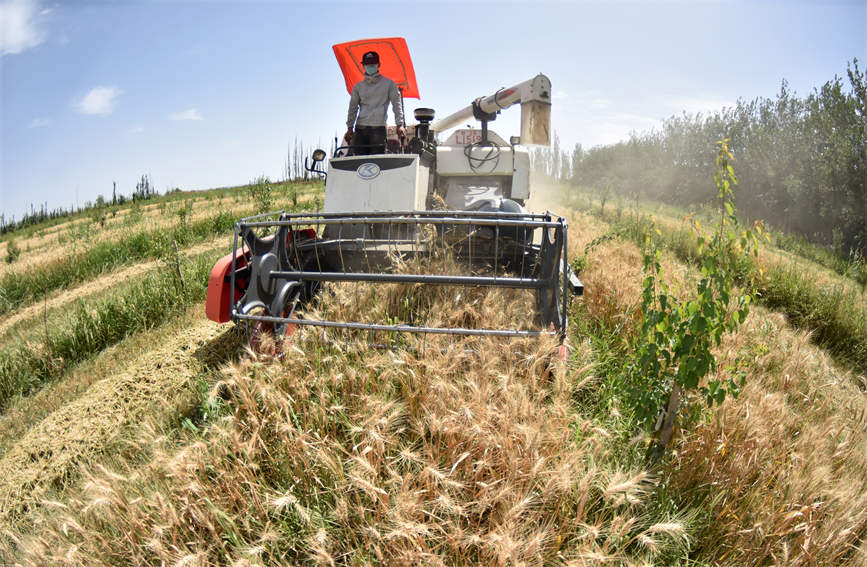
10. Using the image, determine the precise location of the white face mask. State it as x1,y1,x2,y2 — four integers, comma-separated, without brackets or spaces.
364,64,379,75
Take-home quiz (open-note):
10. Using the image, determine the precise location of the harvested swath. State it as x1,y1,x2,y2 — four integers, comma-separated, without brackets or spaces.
0,318,241,526
0,306,219,460
0,237,230,339
0,212,235,316
0,254,214,409
9,199,232,271
0,187,324,316
4,185,318,272
7,269,693,565
4,199,205,262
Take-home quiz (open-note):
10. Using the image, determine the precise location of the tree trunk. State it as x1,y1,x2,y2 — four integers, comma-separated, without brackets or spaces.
646,383,682,463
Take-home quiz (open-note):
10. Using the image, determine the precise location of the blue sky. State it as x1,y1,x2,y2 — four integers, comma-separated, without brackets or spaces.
1,0,865,221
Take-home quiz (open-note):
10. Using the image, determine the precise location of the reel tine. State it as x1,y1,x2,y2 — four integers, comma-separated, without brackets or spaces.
337,221,345,272
494,224,499,280
275,224,290,270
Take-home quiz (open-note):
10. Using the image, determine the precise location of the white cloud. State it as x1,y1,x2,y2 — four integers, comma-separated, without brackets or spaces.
76,86,122,115
552,90,569,100
590,98,611,110
169,108,203,121
1,0,46,55
129,125,144,134
28,117,50,128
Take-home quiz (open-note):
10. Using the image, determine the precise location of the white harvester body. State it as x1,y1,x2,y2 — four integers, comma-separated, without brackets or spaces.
323,127,531,215
436,130,532,210
323,155,430,213
321,73,551,217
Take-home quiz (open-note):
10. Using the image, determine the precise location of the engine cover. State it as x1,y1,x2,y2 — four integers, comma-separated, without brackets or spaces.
324,155,429,213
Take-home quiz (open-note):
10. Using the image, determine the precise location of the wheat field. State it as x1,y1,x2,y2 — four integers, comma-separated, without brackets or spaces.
0,180,863,566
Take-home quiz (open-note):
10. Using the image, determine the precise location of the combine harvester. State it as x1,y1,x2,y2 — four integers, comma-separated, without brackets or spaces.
205,37,582,351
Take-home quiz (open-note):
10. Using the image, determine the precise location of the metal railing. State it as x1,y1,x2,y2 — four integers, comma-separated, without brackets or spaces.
229,210,575,338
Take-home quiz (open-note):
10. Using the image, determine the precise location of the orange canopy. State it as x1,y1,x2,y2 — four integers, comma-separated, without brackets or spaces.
333,37,420,99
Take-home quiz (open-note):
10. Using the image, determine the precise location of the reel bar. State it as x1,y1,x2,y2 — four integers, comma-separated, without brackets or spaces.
239,216,564,229
229,210,575,338
268,270,549,288
234,312,555,337
250,209,561,221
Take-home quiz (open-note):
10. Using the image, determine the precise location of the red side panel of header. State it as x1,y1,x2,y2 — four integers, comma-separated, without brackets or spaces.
333,37,420,99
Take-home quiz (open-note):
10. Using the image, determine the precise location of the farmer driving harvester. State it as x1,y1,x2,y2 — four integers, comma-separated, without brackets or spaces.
344,50,406,155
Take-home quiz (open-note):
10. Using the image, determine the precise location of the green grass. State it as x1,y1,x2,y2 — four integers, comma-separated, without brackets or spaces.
760,264,867,371
0,212,233,316
771,229,867,288
0,179,319,244
0,184,323,316
607,213,867,375
0,252,214,410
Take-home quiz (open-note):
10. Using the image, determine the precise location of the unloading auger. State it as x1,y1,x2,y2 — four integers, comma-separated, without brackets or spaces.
205,37,582,346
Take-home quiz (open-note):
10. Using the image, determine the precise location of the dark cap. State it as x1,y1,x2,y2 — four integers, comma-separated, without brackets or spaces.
361,51,379,65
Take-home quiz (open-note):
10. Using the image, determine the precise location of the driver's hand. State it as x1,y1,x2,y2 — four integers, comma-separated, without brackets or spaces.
396,125,406,139
344,128,353,142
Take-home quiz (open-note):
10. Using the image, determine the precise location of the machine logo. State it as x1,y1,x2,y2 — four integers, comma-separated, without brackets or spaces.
356,162,381,180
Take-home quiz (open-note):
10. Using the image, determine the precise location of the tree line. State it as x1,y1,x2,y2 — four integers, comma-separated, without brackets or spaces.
1,174,160,236
535,60,866,257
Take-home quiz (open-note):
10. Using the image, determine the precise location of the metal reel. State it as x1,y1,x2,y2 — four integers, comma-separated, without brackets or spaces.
535,223,566,333
237,223,306,354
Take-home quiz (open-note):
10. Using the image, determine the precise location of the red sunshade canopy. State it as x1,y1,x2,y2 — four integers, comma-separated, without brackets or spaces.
333,37,420,99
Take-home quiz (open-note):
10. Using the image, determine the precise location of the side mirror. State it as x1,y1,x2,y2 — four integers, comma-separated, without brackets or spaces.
312,149,326,162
